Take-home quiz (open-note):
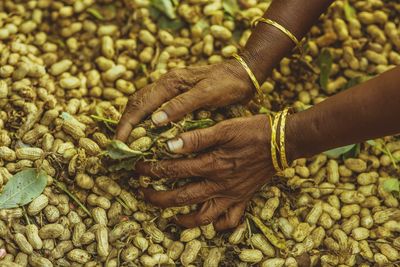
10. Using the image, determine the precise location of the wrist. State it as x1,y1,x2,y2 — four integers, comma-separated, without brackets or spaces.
240,48,271,84
225,58,259,97
285,112,318,162
285,114,301,163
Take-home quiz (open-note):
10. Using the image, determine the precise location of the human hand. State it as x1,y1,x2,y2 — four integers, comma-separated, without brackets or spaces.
135,115,285,231
115,60,255,141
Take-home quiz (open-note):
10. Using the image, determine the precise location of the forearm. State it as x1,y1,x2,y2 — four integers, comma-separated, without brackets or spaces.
287,66,400,161
242,0,334,82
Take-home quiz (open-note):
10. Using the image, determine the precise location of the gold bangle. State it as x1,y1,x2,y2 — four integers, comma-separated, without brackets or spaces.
270,112,283,173
252,17,303,55
232,53,263,100
279,108,291,169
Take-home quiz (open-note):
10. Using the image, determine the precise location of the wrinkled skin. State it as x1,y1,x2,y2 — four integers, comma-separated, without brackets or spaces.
116,61,276,230
136,115,275,230
115,60,254,141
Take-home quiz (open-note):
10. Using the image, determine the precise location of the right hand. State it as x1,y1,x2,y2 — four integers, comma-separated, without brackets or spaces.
115,59,256,141
135,115,277,230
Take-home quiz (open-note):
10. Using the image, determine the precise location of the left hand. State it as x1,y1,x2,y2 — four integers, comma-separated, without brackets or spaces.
136,115,276,231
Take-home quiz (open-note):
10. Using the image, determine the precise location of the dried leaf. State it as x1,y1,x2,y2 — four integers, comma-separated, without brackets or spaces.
150,0,176,19
87,8,105,20
0,169,47,209
223,0,239,17
344,0,356,21
317,48,332,91
323,144,356,158
107,140,148,160
383,178,400,193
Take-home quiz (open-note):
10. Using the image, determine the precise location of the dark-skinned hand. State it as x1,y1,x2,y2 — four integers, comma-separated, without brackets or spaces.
135,115,275,230
115,61,277,230
115,60,254,141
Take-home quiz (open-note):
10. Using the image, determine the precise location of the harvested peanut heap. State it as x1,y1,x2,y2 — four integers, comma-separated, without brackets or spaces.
0,0,400,266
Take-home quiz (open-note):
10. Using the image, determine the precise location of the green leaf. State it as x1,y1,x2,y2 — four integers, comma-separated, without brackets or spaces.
106,140,147,160
323,144,356,158
223,0,239,17
317,49,333,91
148,6,161,20
181,119,215,131
383,178,400,193
343,0,356,21
108,158,138,171
342,143,360,159
157,16,185,31
87,8,105,20
150,0,176,19
366,139,378,146
259,107,270,114
343,76,372,90
0,169,47,209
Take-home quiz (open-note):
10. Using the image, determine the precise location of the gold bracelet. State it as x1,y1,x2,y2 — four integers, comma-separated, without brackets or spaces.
270,112,283,173
252,17,303,55
279,108,291,169
232,53,263,100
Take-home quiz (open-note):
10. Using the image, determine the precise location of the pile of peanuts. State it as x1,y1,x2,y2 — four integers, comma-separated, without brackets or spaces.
0,0,399,266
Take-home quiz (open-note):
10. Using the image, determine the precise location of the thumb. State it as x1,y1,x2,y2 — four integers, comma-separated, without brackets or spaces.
167,124,224,154
151,86,208,126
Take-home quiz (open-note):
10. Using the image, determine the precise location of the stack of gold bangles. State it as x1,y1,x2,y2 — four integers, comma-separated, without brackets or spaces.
232,17,299,171
269,108,292,173
232,17,301,100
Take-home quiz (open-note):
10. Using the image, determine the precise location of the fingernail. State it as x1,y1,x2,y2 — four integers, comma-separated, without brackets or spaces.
0,248,6,259
152,111,168,125
167,138,183,152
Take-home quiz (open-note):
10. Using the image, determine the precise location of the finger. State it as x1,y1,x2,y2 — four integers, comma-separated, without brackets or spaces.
115,69,197,141
167,124,225,154
141,180,221,208
214,201,247,231
135,153,214,179
175,198,234,228
152,85,210,125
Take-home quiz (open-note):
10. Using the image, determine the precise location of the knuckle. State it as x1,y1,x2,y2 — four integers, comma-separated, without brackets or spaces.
167,95,186,111
152,161,177,178
168,68,199,92
197,214,215,226
213,154,235,173
166,69,188,92
215,121,231,133
199,86,214,95
127,93,144,110
225,217,241,229
187,130,203,151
